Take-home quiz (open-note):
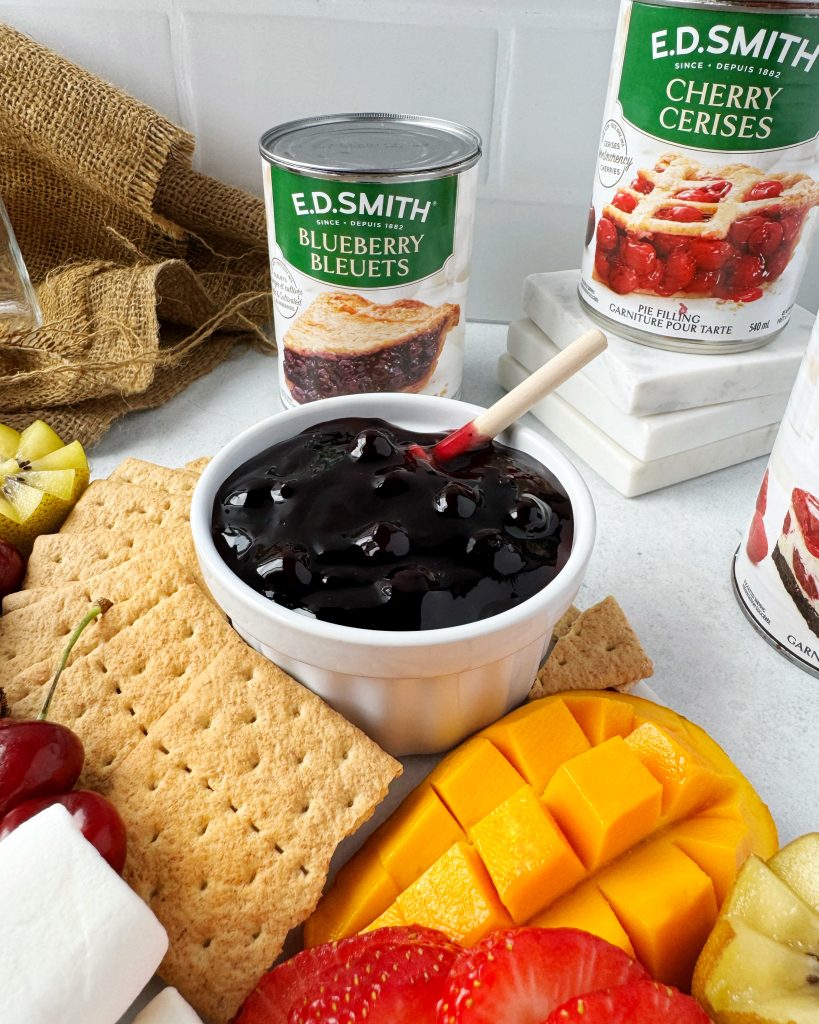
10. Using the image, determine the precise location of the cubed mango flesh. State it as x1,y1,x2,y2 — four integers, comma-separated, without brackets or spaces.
304,853,399,947
373,784,466,890
666,816,753,905
469,785,586,922
430,737,526,830
543,735,663,870
598,842,718,989
395,841,513,947
306,690,777,992
529,881,635,956
625,721,734,822
362,902,407,932
562,692,635,745
481,698,590,791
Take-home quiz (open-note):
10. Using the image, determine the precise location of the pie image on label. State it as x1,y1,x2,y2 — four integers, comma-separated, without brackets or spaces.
282,292,460,404
593,152,819,302
773,487,819,638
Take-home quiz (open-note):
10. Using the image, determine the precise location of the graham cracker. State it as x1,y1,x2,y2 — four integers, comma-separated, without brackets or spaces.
0,556,198,682
59,478,190,535
184,457,211,473
528,596,653,701
110,458,200,496
108,640,400,1024
553,604,581,640
9,583,231,791
24,524,196,589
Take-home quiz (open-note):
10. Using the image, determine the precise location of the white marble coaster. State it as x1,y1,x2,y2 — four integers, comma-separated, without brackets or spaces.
507,319,787,462
498,354,779,498
522,270,812,416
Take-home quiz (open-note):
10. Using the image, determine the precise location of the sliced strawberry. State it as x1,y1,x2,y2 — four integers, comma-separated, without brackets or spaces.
234,927,458,1023
291,940,459,1023
746,511,768,565
436,927,649,1024
544,979,712,1023
756,469,769,516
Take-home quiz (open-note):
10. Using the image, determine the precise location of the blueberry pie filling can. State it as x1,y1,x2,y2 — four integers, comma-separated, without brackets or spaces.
580,0,819,353
732,314,819,678
259,114,481,406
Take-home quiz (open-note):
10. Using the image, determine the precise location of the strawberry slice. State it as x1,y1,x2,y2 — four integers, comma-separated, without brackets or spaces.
544,980,712,1023
234,926,458,1023
437,928,649,1024
291,940,460,1023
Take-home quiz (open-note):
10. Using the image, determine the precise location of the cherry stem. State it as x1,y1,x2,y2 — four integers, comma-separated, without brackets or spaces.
38,598,112,721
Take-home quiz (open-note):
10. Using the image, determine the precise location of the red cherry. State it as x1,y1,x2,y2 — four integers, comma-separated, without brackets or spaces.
746,180,784,201
641,264,665,291
656,205,704,223
729,216,766,247
748,220,784,256
731,254,765,289
611,192,637,214
780,212,805,243
746,511,768,564
596,217,618,252
630,177,654,195
653,233,690,257
686,269,719,294
0,719,84,818
0,790,127,874
664,251,697,290
608,264,639,294
0,540,25,601
756,469,769,515
594,248,611,280
621,239,658,276
675,179,731,202
689,238,732,271
765,249,790,281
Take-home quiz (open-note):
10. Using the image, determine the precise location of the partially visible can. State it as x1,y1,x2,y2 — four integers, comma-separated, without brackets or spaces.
733,314,819,677
259,114,481,407
580,0,819,353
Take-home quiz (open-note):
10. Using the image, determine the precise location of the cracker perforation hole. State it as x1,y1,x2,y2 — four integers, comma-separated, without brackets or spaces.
229,802,239,813
202,938,212,949
151,831,160,844
605,642,618,652
157,743,170,756
247,712,258,725
128,706,136,717
199,822,209,836
299,865,309,877
342,749,350,761
249,822,260,833
183,764,192,774
247,869,257,885
274,843,284,855
149,779,159,791
199,880,208,892
300,803,310,814
293,707,302,719
252,930,262,941
114,685,122,695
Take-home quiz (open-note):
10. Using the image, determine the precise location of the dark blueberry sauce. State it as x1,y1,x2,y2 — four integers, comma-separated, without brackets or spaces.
212,417,573,631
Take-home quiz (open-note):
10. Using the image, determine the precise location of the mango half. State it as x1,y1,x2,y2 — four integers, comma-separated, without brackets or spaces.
306,691,776,991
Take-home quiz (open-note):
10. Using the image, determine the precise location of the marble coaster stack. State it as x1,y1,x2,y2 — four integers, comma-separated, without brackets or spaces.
499,270,813,497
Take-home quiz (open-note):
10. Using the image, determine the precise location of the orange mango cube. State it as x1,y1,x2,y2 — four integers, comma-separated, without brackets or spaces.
597,841,718,989
562,693,635,745
304,853,398,947
396,841,513,947
625,721,733,821
529,882,635,957
469,785,586,922
431,737,526,830
362,901,407,932
373,784,466,890
481,698,590,791
667,816,753,905
543,735,663,870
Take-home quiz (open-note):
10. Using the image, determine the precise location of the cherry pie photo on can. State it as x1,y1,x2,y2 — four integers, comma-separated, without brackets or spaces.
580,0,819,353
733,315,819,677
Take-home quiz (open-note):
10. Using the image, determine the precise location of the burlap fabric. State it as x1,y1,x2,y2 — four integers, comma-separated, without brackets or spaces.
0,23,274,445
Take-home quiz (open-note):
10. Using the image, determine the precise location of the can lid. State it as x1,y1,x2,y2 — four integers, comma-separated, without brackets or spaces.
259,113,482,179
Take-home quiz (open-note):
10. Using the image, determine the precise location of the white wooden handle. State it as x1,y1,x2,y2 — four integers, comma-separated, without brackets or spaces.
474,328,608,440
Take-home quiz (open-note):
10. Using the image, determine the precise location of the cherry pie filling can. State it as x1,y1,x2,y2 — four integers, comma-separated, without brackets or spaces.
259,114,481,407
733,314,819,677
580,0,819,353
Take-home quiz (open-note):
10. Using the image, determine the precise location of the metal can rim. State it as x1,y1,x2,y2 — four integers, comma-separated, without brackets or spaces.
259,112,482,181
634,0,819,12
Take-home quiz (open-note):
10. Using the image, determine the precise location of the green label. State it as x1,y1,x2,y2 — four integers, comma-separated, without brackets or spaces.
619,3,819,151
269,165,457,288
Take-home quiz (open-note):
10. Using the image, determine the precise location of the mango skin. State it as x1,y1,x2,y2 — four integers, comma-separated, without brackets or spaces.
307,691,777,989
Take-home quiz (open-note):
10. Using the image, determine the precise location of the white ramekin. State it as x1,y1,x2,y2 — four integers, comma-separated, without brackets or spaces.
190,393,596,756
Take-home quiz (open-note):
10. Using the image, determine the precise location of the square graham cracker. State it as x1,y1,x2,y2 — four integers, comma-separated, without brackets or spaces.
9,583,231,791
184,457,211,473
108,641,400,1024
110,458,200,496
528,596,653,700
59,479,190,535
0,561,197,687
24,525,196,589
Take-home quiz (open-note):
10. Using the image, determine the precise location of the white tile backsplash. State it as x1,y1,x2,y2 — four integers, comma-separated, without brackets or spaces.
1,0,818,321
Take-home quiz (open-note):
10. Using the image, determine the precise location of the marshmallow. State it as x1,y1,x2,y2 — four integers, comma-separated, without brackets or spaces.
132,988,203,1023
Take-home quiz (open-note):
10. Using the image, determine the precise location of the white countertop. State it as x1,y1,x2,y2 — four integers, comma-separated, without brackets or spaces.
93,321,815,854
